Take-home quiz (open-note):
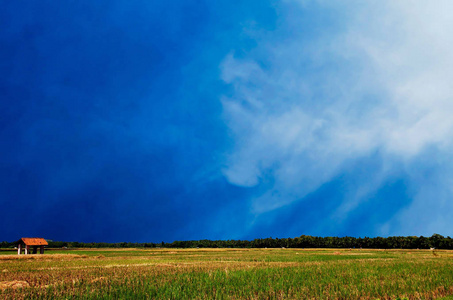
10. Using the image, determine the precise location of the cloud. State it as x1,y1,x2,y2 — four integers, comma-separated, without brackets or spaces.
220,1,453,234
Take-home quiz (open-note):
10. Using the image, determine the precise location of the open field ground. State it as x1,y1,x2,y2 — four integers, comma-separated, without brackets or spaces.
1,248,453,299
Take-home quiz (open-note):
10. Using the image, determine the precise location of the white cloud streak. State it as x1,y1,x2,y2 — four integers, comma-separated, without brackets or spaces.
220,1,453,234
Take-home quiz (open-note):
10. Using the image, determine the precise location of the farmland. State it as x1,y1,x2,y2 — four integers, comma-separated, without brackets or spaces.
1,248,453,299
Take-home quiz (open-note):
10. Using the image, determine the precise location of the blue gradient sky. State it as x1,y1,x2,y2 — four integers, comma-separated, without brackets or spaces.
2,1,453,243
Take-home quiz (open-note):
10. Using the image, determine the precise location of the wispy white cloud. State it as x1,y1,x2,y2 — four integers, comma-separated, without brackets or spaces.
220,1,453,234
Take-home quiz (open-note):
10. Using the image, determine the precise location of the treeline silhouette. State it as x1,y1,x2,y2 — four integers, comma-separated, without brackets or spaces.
2,234,453,249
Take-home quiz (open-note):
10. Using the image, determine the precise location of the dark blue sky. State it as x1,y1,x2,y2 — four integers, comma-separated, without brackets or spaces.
2,1,453,242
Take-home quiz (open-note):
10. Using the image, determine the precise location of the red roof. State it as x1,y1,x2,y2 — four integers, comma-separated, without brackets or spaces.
20,238,48,246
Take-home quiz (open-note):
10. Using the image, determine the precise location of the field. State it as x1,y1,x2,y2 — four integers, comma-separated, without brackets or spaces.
1,248,453,299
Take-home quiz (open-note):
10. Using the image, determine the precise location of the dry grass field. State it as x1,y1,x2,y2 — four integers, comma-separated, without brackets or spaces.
1,248,453,299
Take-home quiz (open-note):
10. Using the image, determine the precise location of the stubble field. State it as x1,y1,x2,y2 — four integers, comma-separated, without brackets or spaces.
1,248,453,299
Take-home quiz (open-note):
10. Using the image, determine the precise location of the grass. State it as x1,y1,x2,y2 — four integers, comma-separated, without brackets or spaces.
1,248,453,299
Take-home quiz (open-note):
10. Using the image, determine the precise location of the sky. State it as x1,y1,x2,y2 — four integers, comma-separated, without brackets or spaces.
1,1,453,243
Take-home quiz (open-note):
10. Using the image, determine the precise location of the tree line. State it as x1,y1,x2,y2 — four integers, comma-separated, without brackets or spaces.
1,234,452,249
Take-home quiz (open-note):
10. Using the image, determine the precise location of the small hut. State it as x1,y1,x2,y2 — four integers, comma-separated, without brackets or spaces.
17,238,48,255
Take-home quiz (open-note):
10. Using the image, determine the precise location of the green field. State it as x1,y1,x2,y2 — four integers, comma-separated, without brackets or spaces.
1,248,453,299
